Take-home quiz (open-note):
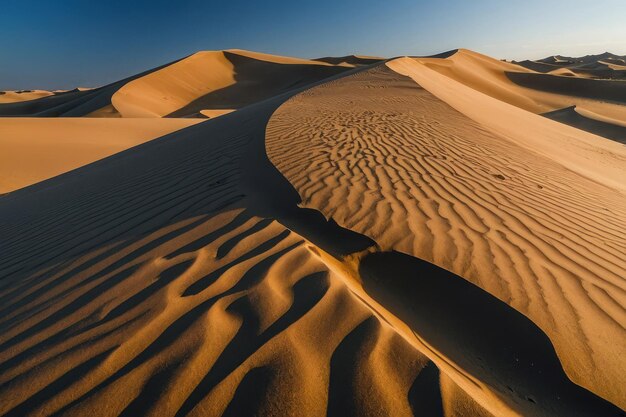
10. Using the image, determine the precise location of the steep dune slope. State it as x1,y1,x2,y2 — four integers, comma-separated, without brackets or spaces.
0,88,466,417
266,61,626,408
0,50,351,120
413,49,626,141
0,62,177,118
111,50,350,118
543,106,626,144
0,54,624,417
0,50,354,194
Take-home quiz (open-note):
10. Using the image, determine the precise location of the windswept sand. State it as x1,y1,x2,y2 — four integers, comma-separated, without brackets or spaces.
414,49,626,142
0,118,202,193
0,49,624,417
267,61,626,409
111,50,350,118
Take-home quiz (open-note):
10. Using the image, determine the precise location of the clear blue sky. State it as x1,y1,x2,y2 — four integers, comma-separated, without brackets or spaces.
2,0,625,89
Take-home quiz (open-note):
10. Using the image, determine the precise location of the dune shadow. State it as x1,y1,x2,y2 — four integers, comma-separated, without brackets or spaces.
166,51,350,118
0,58,182,117
359,250,624,417
221,366,275,417
175,272,330,417
505,71,626,104
542,106,626,144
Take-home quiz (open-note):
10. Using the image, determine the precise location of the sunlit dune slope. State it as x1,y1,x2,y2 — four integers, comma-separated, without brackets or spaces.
0,118,201,193
0,94,488,417
0,50,350,120
413,49,626,141
267,60,626,408
0,50,624,417
0,50,355,194
111,49,351,118
0,62,177,118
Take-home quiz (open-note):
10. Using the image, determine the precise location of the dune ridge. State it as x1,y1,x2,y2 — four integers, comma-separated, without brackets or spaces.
111,50,351,118
0,50,624,417
515,52,626,79
0,90,480,417
266,61,626,408
0,50,356,194
413,49,626,142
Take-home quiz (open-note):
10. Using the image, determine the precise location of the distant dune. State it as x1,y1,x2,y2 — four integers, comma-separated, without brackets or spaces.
111,50,351,118
0,49,624,417
515,52,626,79
0,90,55,103
313,55,384,66
414,49,626,142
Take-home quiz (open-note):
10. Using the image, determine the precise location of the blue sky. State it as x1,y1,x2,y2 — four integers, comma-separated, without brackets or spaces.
2,0,625,89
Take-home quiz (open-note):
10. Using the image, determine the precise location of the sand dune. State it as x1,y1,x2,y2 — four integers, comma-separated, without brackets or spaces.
0,90,55,104
0,49,348,119
0,63,174,117
413,49,626,142
0,118,201,193
543,106,626,144
1,49,625,417
267,61,626,408
0,50,354,194
313,55,384,66
111,50,350,118
0,95,470,417
516,52,626,79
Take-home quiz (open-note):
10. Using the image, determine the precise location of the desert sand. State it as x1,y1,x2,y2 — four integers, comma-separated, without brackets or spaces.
0,118,201,193
0,49,624,417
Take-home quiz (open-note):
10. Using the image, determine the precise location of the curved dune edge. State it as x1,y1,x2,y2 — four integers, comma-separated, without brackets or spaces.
542,106,626,144
0,88,487,417
266,62,626,408
111,50,350,118
0,90,55,104
412,49,626,139
388,57,626,193
0,55,624,417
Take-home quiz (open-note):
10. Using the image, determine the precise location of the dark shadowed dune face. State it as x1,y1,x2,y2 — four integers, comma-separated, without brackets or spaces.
506,71,626,104
542,106,626,144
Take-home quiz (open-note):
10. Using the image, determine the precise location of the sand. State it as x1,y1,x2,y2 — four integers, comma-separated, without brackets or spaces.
0,118,201,193
0,90,55,104
515,52,626,79
0,50,352,193
414,49,626,142
0,49,624,417
111,50,350,118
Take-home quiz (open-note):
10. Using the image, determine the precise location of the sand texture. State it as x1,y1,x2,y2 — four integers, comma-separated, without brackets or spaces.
0,49,624,417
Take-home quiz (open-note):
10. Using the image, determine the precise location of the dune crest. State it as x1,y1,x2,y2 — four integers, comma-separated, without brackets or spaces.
1,48,624,416
111,50,350,118
413,49,626,142
266,61,626,408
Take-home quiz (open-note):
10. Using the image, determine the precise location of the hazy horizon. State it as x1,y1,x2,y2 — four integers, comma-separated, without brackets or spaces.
2,0,625,90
